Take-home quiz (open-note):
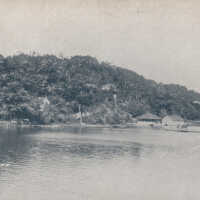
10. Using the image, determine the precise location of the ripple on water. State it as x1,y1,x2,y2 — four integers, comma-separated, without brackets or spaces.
1,128,200,200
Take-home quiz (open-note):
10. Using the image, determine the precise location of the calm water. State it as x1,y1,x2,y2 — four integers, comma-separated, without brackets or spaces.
1,126,200,200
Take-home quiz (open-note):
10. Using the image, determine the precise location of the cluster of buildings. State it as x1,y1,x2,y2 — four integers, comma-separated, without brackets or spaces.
135,112,188,131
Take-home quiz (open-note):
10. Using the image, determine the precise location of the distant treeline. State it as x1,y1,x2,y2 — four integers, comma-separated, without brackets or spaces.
0,53,200,124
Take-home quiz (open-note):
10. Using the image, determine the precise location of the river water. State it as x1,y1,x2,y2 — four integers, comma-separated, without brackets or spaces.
0,126,200,200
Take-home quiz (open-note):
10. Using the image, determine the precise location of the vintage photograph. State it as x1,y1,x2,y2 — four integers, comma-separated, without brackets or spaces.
0,0,200,199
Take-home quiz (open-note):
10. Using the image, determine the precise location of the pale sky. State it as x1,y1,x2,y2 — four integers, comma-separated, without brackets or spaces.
1,0,200,91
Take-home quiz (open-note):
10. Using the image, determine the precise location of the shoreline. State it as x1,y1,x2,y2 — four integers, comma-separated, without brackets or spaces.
0,121,138,129
1,121,200,133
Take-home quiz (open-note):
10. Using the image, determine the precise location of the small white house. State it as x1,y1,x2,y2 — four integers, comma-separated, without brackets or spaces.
193,101,200,105
101,84,115,91
162,115,184,126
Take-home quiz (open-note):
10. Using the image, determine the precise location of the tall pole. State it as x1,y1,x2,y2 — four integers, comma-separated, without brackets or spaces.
113,94,117,110
79,104,82,125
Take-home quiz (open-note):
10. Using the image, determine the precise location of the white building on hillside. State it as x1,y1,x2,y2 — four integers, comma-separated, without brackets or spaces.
39,97,50,112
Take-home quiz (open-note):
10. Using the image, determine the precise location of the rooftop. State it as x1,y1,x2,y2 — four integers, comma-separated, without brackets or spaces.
137,113,161,120
163,115,184,121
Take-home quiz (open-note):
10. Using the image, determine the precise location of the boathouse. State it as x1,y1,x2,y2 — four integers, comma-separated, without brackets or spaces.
137,112,161,127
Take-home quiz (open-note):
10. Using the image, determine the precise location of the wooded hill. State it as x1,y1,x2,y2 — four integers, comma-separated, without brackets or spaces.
0,54,200,124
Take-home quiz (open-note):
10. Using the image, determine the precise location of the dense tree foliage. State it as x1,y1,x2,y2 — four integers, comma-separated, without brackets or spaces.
0,53,200,124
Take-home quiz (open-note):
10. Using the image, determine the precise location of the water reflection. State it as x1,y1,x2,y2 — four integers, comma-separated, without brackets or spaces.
1,127,200,200
0,128,28,164
0,126,179,170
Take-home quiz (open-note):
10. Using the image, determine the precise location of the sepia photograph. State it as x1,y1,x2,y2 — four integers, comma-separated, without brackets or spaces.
0,0,200,199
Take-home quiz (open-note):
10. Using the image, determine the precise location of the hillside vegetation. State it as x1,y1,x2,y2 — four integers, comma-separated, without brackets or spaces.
0,54,200,124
